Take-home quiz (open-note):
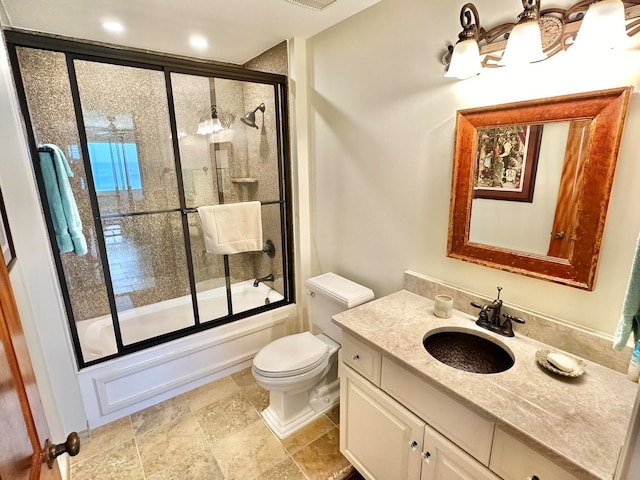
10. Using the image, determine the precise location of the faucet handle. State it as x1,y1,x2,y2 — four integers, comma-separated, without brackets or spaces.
471,302,491,328
503,313,525,324
499,313,525,337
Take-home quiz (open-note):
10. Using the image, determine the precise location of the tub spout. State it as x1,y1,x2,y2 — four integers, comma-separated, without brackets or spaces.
253,274,274,287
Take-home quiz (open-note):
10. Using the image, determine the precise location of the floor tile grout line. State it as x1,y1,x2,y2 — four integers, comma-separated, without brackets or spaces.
69,419,137,470
127,414,148,480
281,414,337,456
261,417,312,480
131,427,148,480
138,410,213,479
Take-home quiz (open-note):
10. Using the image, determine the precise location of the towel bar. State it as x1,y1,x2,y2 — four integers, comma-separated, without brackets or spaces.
262,239,275,258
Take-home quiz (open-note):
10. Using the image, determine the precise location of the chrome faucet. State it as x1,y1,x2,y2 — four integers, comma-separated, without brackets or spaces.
253,273,274,287
470,287,525,337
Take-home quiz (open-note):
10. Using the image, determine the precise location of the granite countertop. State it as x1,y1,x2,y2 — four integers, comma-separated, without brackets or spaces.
332,290,638,480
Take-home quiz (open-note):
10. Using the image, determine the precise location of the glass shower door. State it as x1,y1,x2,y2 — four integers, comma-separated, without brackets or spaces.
74,60,195,346
170,72,286,321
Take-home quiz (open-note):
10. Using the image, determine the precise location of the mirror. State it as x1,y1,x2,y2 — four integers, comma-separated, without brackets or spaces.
448,87,632,290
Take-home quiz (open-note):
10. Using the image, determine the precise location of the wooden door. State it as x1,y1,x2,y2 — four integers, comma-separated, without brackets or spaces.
547,119,591,259
0,256,63,480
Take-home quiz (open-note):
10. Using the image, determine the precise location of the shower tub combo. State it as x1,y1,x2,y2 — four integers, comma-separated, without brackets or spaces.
8,33,294,430
77,281,295,428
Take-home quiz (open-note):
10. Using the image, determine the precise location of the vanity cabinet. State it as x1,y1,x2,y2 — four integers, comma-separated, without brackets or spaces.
340,364,424,479
340,364,499,480
340,332,583,480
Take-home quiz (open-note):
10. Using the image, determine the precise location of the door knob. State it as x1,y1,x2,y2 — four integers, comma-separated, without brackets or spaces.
43,432,80,468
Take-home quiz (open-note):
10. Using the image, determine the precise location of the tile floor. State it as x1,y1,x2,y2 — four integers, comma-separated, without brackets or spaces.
70,367,363,480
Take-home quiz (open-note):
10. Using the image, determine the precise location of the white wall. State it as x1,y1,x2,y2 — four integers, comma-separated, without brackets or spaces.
0,33,87,435
304,0,640,338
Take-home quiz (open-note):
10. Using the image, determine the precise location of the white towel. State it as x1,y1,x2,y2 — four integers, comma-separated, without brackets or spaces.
614,234,640,351
197,201,262,255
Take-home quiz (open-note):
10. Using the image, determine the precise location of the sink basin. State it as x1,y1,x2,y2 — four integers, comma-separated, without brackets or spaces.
423,328,514,374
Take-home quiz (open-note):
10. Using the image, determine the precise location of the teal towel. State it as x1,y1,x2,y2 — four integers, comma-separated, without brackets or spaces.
39,144,87,256
614,234,640,351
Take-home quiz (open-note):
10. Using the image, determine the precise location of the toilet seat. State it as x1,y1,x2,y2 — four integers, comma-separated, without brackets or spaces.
253,331,329,378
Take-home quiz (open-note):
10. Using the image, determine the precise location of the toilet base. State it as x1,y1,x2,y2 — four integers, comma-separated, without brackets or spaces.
261,378,340,439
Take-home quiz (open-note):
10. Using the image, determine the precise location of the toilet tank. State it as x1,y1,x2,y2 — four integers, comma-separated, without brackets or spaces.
305,272,374,344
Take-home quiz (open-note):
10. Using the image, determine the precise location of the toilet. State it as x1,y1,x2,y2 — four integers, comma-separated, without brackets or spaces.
252,272,374,439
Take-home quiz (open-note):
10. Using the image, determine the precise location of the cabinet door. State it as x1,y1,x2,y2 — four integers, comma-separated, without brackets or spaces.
421,423,501,480
340,364,425,480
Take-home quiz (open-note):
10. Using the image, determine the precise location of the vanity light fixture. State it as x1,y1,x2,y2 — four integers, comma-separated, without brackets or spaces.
443,0,640,78
197,106,224,135
497,0,545,66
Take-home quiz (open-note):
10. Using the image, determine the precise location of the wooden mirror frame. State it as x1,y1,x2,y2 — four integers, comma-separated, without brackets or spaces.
448,87,633,290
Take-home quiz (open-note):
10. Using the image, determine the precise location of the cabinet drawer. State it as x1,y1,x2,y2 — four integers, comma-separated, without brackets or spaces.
490,428,580,480
381,356,494,466
342,333,381,386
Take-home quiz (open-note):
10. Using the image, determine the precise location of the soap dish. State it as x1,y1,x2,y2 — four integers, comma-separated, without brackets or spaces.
535,349,585,377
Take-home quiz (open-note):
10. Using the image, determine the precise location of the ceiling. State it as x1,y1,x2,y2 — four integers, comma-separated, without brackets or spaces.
0,0,380,64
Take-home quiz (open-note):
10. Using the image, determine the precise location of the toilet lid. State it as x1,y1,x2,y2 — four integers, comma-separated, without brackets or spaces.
253,332,329,377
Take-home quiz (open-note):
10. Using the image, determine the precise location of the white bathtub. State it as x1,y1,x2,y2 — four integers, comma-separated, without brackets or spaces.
76,281,295,428
77,280,284,363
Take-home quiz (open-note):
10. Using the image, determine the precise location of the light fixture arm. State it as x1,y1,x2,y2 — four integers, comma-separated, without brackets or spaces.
458,3,483,42
517,0,540,23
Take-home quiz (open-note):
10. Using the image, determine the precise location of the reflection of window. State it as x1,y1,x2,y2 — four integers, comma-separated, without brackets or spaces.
88,142,141,192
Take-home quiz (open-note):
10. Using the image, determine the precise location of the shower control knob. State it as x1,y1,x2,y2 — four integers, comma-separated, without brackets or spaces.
352,354,360,361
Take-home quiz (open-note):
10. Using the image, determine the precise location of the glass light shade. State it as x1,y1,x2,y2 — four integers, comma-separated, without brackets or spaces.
445,39,482,79
197,117,224,135
498,21,546,66
197,118,213,135
572,0,627,52
210,117,223,133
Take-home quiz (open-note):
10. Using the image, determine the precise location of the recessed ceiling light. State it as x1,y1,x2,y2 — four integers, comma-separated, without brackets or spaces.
102,21,124,33
190,35,209,50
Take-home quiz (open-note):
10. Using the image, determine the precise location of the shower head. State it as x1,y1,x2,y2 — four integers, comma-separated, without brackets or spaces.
240,103,266,129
